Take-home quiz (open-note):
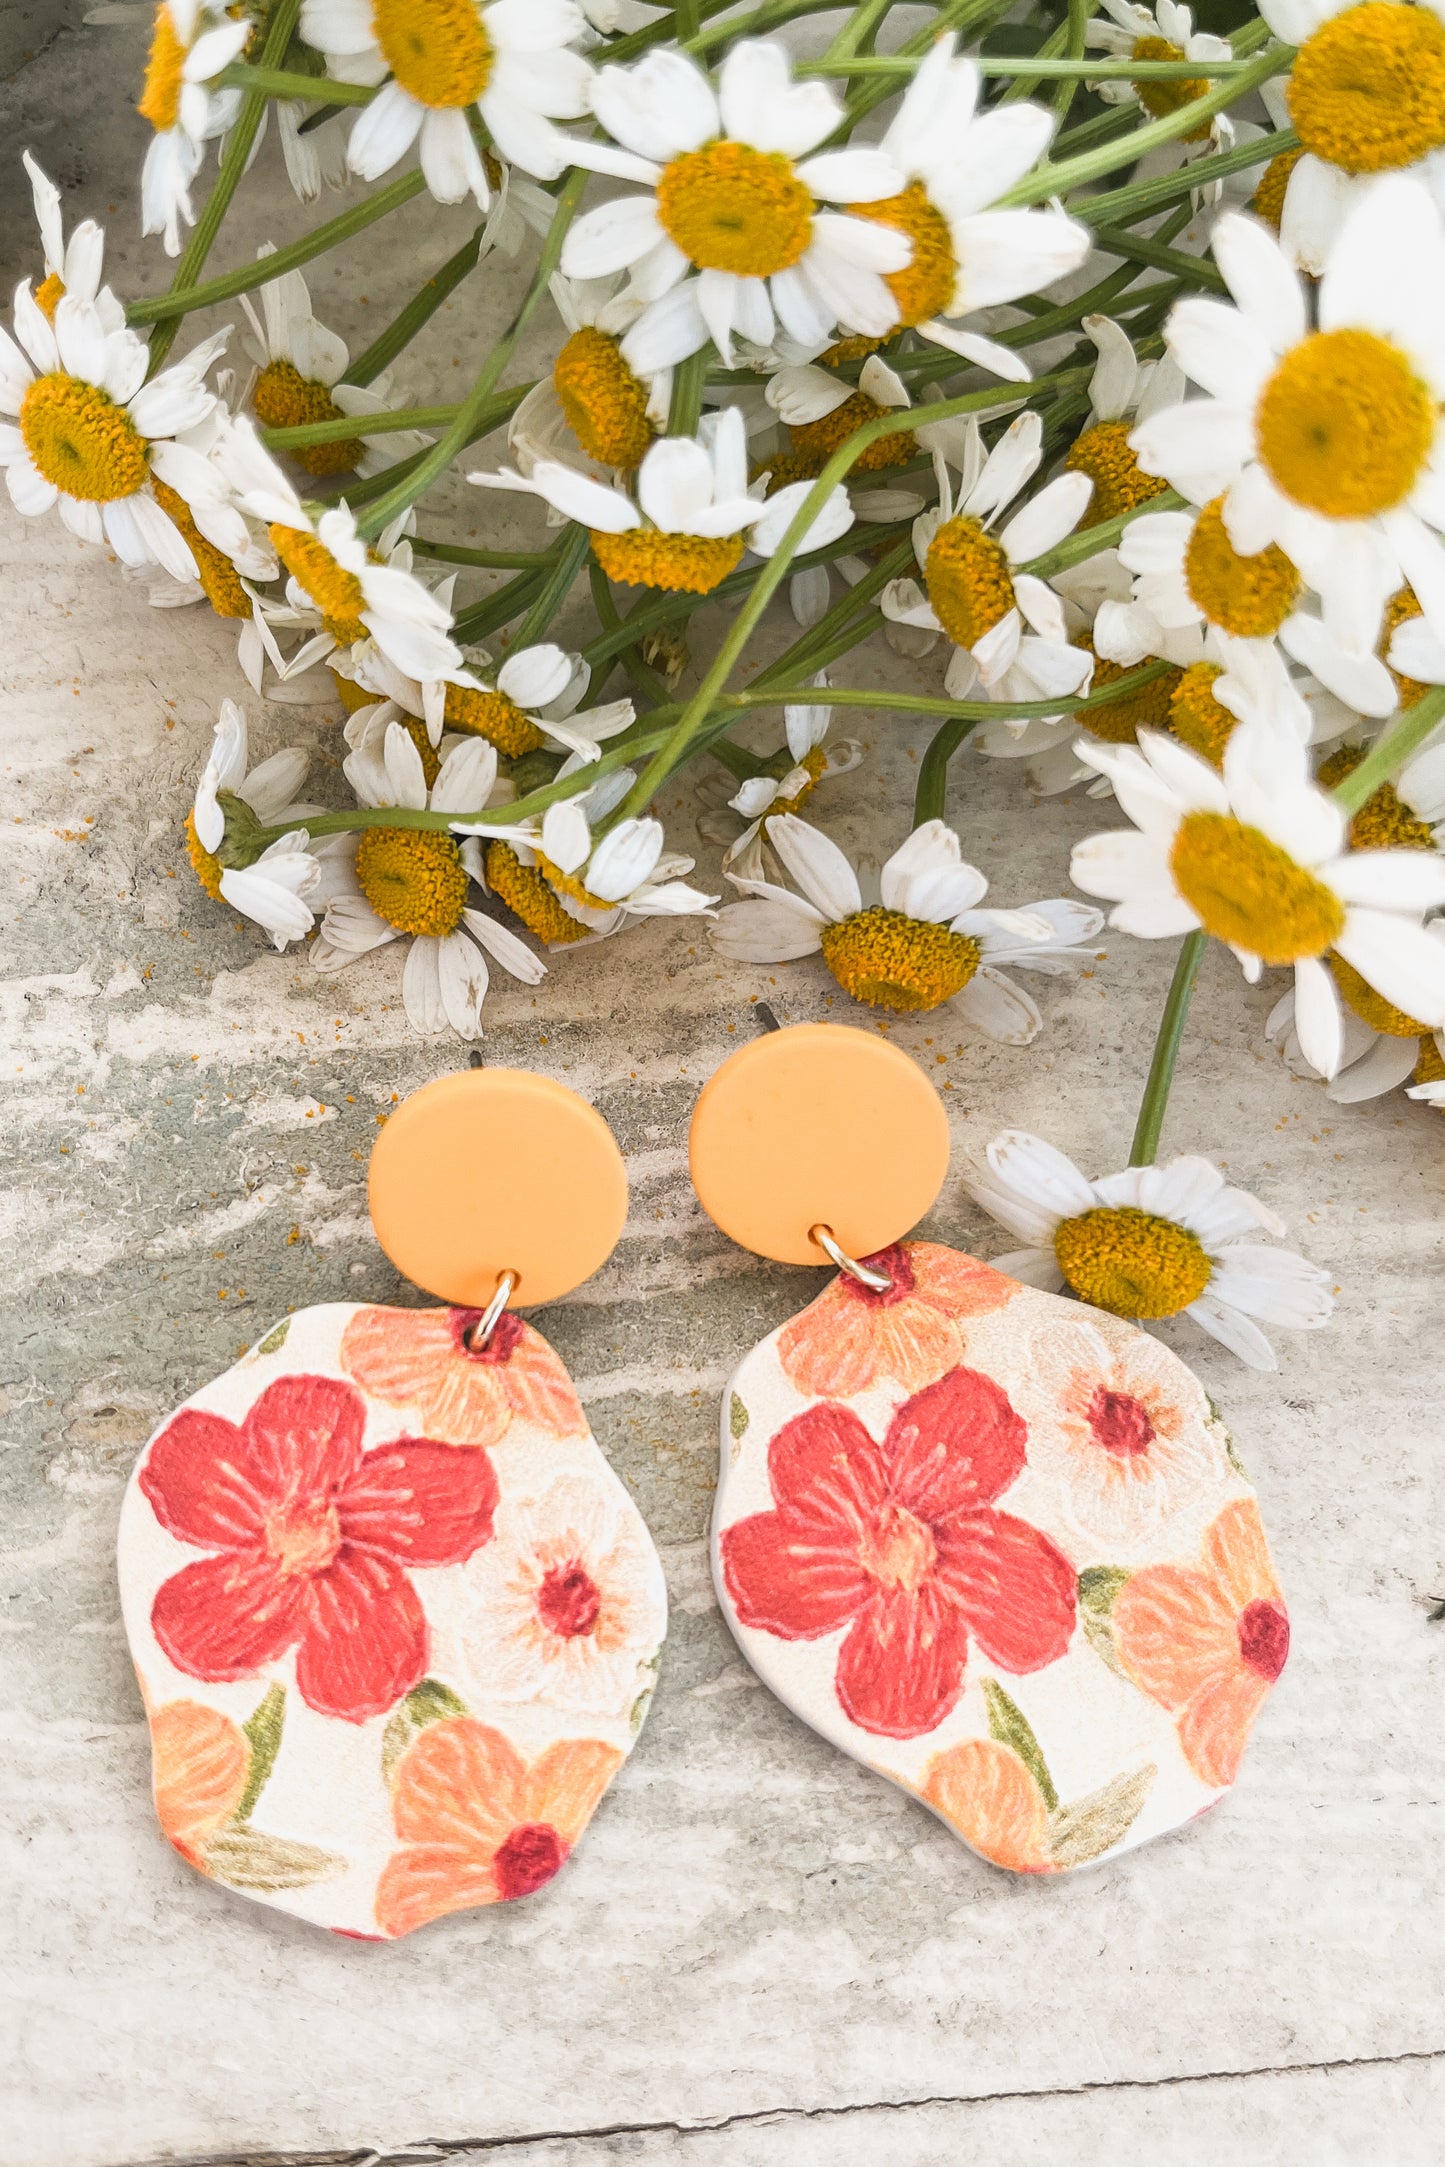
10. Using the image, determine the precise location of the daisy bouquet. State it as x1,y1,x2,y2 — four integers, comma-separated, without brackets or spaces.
17,0,1445,1367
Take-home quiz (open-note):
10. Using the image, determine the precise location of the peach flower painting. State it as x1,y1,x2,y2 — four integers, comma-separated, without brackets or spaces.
776,1240,1017,1397
340,1304,586,1446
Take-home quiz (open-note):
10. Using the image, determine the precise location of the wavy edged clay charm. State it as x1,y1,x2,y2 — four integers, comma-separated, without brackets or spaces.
119,1302,666,1936
712,1241,1287,1875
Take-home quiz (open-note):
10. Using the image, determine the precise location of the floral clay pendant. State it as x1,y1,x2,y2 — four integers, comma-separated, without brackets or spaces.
118,1069,668,1938
689,1024,1288,1876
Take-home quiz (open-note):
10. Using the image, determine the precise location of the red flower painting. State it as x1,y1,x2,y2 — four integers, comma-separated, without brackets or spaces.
140,1373,499,1723
718,1367,1076,1738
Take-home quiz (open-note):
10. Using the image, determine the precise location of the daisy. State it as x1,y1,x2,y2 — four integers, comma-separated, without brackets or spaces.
185,699,322,948
560,39,913,370
1063,316,1184,525
23,153,116,330
220,415,463,680
475,788,718,946
457,1472,666,1718
1069,718,1445,1080
1130,178,1445,653
239,250,432,479
711,812,1104,1042
861,36,1091,383
0,283,226,579
763,350,918,485
137,0,250,255
299,0,593,206
348,632,635,760
471,406,853,595
537,271,669,474
312,723,547,1039
1266,939,1445,1105
1086,0,1235,150
698,677,863,873
881,411,1096,710
962,1128,1333,1371
1253,0,1445,273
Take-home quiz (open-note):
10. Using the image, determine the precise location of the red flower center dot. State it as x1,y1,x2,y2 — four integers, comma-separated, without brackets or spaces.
263,1495,343,1578
1087,1386,1156,1457
537,1560,602,1639
837,1242,915,1310
1237,1597,1289,1680
857,1500,938,1595
494,1822,569,1900
451,1308,525,1365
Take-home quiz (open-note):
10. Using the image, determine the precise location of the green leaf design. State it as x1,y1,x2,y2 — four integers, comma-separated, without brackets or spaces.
728,1392,749,1440
235,1683,286,1822
256,1318,290,1356
1078,1565,1132,1680
982,1678,1058,1813
381,1676,469,1784
201,1826,345,1892
1206,1395,1246,1473
1047,1763,1156,1870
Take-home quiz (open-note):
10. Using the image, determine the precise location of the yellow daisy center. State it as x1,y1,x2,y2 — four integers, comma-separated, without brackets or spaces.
1289,1,1445,173
1131,34,1211,133
789,390,913,474
1065,419,1170,523
138,3,186,132
1413,1032,1445,1086
1054,1204,1212,1318
589,526,744,595
151,474,249,618
535,851,613,914
925,516,1015,651
1168,661,1236,766
34,272,65,323
270,523,368,644
1381,584,1428,708
1075,638,1181,743
655,140,814,278
820,335,884,367
1170,809,1346,962
485,840,589,944
850,182,955,326
252,359,362,478
331,668,378,714
371,0,494,109
1183,495,1301,637
820,906,981,1012
773,745,828,816
393,714,443,788
553,328,654,471
185,810,225,901
444,682,544,756
1255,329,1436,520
20,372,149,502
1316,744,1435,850
1329,952,1428,1036
1251,144,1304,230
354,825,468,937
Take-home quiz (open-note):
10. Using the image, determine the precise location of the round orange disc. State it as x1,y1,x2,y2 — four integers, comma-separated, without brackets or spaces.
368,1069,628,1308
688,1023,950,1266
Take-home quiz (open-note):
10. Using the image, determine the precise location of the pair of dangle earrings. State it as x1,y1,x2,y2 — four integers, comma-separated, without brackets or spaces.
119,1022,1287,1936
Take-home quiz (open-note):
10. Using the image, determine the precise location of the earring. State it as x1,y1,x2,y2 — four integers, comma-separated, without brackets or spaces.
118,1066,667,1937
689,1020,1287,1876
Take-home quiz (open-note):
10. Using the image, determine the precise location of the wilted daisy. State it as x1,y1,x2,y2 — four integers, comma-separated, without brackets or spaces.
186,699,322,948
299,0,593,205
698,678,862,870
221,416,462,679
475,782,717,945
350,633,635,761
137,0,249,255
1131,178,1445,649
881,411,1096,707
0,284,226,577
1065,315,1184,523
1086,0,1234,149
313,722,546,1039
1267,916,1445,1105
239,252,431,479
963,1129,1333,1371
562,40,911,369
472,406,852,595
1071,717,1445,1079
862,37,1090,382
712,813,1103,1041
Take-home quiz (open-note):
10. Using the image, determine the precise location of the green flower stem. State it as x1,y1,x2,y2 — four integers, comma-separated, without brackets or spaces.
259,404,463,448
125,170,428,324
1018,490,1186,580
1129,931,1207,1167
673,0,701,39
999,20,1069,107
344,223,487,388
754,663,1173,720
748,540,916,692
217,61,374,103
604,0,740,63
1330,685,1445,812
512,524,592,651
412,540,557,569
840,0,1010,126
589,560,673,707
453,566,552,645
914,718,979,824
1088,225,1227,293
997,45,1291,207
1077,125,1297,227
667,349,708,437
356,168,588,539
315,384,527,508
808,52,1272,75
684,0,912,58
821,0,899,64
143,0,303,370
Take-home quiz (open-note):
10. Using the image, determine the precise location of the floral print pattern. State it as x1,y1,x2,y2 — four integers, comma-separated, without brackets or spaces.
340,1304,586,1447
777,1240,1017,1397
120,1303,665,1934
